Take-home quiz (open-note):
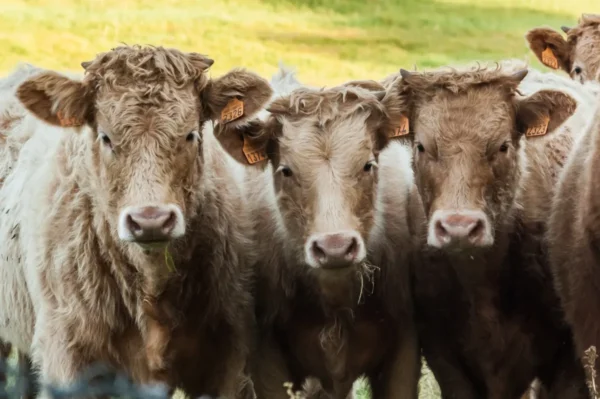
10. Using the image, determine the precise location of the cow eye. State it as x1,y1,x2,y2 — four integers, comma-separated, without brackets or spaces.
186,130,198,142
499,143,509,153
100,133,112,148
416,143,425,153
363,160,377,172
277,165,293,177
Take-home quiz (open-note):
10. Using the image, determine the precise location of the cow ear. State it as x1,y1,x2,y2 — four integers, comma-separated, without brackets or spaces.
202,68,273,127
16,72,92,128
525,28,571,72
379,74,413,145
516,89,577,138
214,117,280,169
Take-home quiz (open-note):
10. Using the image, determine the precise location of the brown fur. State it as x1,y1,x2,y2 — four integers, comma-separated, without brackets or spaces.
216,81,422,398
526,13,600,82
12,45,273,397
547,101,600,388
384,66,588,398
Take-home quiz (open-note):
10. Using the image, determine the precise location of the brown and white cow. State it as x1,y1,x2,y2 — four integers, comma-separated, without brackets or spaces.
0,45,272,398
381,62,596,398
547,87,600,389
215,67,422,398
526,13,600,82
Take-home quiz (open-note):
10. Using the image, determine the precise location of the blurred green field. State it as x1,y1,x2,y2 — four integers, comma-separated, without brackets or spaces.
0,0,595,86
1,0,595,398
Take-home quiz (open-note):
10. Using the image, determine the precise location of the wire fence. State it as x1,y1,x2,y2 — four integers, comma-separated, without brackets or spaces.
0,357,199,399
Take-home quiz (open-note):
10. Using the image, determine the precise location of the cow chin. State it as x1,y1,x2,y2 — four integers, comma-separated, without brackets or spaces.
116,203,186,250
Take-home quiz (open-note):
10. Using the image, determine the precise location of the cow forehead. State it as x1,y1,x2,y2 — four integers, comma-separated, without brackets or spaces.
278,113,374,169
96,87,199,134
415,90,513,144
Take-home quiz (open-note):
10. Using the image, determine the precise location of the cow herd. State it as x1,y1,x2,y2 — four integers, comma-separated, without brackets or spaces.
0,12,599,399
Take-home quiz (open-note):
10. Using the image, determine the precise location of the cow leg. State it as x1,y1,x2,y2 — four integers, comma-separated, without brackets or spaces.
18,351,39,399
368,324,420,399
541,344,588,399
251,336,297,399
0,340,11,385
420,338,479,399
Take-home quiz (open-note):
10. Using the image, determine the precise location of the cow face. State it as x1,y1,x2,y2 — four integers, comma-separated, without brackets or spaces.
526,14,600,83
217,81,402,272
17,45,271,251
383,68,577,250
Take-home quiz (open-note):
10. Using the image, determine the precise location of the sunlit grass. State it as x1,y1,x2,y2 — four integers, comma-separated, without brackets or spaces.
0,0,592,85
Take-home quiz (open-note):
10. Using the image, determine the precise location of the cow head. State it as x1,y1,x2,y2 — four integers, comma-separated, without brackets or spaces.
383,67,577,250
17,45,272,251
526,14,600,83
217,80,404,272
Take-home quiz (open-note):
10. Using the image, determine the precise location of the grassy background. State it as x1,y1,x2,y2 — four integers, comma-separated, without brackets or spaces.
1,0,595,397
0,0,595,86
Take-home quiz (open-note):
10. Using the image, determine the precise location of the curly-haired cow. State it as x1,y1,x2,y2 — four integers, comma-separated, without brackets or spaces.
0,45,273,398
216,67,423,399
526,13,600,82
381,63,597,398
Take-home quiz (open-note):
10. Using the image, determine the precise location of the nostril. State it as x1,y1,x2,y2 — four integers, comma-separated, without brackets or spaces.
346,237,358,258
312,241,326,262
161,211,176,234
468,220,485,240
126,214,142,235
435,220,447,238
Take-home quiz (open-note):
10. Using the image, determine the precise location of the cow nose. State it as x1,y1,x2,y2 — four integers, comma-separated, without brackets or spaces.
429,210,491,248
118,205,185,243
306,231,364,269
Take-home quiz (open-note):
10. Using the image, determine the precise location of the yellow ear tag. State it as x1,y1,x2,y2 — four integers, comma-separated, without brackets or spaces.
57,110,83,127
541,47,559,70
242,135,267,165
525,115,550,137
389,115,410,138
164,246,176,273
221,98,244,123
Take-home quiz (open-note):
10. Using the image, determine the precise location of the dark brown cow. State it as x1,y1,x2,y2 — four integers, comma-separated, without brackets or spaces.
526,13,600,82
216,70,422,398
381,64,590,398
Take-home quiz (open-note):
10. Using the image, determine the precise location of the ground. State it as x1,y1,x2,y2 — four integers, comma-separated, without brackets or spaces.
0,0,594,397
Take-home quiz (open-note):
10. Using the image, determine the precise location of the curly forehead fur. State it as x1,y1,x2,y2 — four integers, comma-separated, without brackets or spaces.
269,85,386,125
396,64,525,97
567,13,600,39
82,44,213,95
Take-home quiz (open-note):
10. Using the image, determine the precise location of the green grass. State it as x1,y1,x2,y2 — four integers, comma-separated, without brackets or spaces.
1,0,594,397
0,0,595,86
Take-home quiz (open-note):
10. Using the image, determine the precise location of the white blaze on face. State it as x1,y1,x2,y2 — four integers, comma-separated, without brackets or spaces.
303,156,367,269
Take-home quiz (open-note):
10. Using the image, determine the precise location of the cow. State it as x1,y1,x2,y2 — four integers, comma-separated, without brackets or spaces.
214,66,423,398
547,85,600,390
0,45,273,398
380,61,597,398
526,13,600,83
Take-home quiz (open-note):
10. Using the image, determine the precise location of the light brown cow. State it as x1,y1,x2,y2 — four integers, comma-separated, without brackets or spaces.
0,45,272,398
526,13,600,82
381,63,594,398
547,93,600,389
216,67,422,398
